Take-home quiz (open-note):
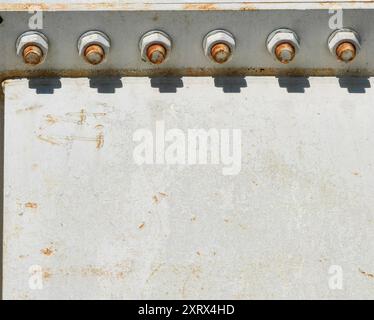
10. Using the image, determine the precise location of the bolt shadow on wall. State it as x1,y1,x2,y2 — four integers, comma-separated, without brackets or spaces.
28,78,62,94
89,77,123,93
277,77,310,93
150,77,183,93
213,77,247,93
337,77,371,93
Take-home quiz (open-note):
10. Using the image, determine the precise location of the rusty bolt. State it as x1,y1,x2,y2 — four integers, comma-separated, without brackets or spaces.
267,29,300,64
139,30,172,64
328,28,360,63
16,31,48,65
274,42,295,64
146,44,167,64
84,44,105,65
23,45,43,65
203,30,235,64
336,42,356,62
210,43,231,64
78,31,110,65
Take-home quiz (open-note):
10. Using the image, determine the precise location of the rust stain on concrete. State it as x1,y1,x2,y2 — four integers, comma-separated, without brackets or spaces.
45,114,59,125
0,2,369,12
152,192,168,204
152,195,159,204
78,109,87,125
239,3,257,11
183,3,217,10
16,105,42,114
47,262,132,280
96,131,104,149
43,271,52,280
41,247,54,256
37,133,106,148
359,268,374,279
25,202,38,209
37,134,60,145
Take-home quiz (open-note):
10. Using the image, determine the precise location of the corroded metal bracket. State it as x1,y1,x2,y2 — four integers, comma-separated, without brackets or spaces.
1,1,374,81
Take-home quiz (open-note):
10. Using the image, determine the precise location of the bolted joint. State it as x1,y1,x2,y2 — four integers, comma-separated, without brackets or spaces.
328,28,361,63
139,30,172,64
78,31,111,65
203,30,235,64
16,31,49,65
147,44,167,65
266,28,300,64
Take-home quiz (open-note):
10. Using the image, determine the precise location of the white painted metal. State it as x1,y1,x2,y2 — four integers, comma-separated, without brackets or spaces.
3,77,374,299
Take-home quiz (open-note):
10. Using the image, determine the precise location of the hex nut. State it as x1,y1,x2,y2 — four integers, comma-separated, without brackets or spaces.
328,28,361,62
139,30,172,64
203,30,235,63
78,31,111,65
16,31,49,65
266,28,300,63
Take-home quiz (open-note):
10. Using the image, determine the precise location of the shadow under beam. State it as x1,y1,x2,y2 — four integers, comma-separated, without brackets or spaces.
337,77,371,93
89,77,123,93
277,76,310,93
213,76,247,93
28,78,62,94
150,77,184,93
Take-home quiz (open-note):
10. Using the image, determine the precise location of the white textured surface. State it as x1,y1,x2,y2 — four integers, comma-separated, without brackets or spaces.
3,77,374,299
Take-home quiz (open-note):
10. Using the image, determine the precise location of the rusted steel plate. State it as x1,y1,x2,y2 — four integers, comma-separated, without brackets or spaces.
1,2,374,77
3,77,374,299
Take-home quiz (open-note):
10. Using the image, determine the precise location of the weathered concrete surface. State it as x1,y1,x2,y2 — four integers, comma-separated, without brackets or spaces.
3,77,374,299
